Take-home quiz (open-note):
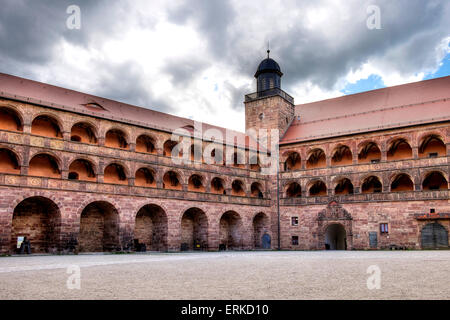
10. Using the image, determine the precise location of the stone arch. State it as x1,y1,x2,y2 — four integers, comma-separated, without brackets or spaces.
0,106,23,131
136,134,157,154
317,201,353,250
68,158,97,182
250,182,264,198
387,137,412,160
31,114,63,138
418,134,446,158
358,140,381,163
190,143,203,162
11,196,61,253
134,204,168,251
361,175,383,193
78,201,120,252
211,177,226,194
28,153,61,178
105,128,129,149
306,148,326,169
331,144,353,166
249,153,261,171
231,179,245,196
163,139,180,157
308,179,327,196
70,121,98,144
188,173,206,192
219,211,243,250
422,171,448,190
231,150,246,168
180,207,208,250
0,147,21,174
285,181,301,198
163,170,183,190
334,177,354,195
390,173,414,192
103,162,128,185
284,151,301,171
252,212,270,249
135,167,156,188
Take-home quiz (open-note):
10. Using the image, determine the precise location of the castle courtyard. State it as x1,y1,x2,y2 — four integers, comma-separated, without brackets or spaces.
0,251,448,300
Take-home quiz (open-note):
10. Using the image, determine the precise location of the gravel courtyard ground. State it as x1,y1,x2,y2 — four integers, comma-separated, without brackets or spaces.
0,251,449,300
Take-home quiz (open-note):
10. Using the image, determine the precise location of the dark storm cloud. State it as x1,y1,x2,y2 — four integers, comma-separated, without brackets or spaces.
167,0,235,58
162,56,210,87
93,60,175,114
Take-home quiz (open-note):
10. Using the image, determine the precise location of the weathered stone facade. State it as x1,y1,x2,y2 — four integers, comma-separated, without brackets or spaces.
0,71,449,254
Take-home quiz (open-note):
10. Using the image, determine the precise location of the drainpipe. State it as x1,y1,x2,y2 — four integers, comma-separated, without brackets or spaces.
276,148,281,251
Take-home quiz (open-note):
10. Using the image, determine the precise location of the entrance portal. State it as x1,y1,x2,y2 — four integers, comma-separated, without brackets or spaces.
325,224,347,250
421,223,448,249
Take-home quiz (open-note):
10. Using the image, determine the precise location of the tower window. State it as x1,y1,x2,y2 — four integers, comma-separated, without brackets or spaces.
259,113,264,120
292,236,299,246
291,217,299,226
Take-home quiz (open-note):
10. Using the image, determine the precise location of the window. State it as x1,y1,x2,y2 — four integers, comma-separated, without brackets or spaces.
292,236,299,246
291,217,299,226
380,223,388,234
428,152,438,158
430,208,435,214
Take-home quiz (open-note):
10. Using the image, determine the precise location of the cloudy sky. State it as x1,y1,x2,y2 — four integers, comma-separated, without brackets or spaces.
1,0,449,131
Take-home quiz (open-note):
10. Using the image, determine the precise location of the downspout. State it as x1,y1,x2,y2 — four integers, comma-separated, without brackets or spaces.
276,143,281,251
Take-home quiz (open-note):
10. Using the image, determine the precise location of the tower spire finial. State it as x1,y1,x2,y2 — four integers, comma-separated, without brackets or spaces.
267,41,270,58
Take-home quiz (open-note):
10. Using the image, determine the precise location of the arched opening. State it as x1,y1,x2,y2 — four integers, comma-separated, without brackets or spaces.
231,180,245,196
163,171,182,190
210,148,224,165
79,201,119,252
306,149,326,169
219,211,243,250
391,174,414,192
421,223,448,249
105,129,128,149
163,140,180,157
232,151,245,168
331,145,352,166
251,182,264,198
286,182,301,198
31,115,62,138
68,159,96,182
358,142,381,164
249,154,261,171
135,168,156,188
284,152,301,171
103,163,128,185
0,148,20,174
188,174,205,192
253,212,270,249
334,178,354,195
211,177,225,194
136,135,156,154
11,197,61,253
70,122,97,144
134,204,167,251
309,180,327,196
387,138,412,161
422,172,448,190
28,154,61,178
180,208,208,251
419,135,446,158
361,176,382,193
325,224,347,250
0,107,22,131
190,144,203,162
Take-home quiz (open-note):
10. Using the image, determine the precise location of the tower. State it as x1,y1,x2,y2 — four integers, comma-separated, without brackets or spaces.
245,50,295,145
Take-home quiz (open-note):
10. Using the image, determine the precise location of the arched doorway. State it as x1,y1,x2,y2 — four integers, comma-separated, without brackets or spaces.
180,208,208,250
253,212,270,249
11,197,61,253
219,211,243,250
79,201,119,252
325,224,347,250
134,204,168,251
421,223,448,249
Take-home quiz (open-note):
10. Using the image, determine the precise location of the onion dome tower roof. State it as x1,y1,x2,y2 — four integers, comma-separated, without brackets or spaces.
254,50,283,77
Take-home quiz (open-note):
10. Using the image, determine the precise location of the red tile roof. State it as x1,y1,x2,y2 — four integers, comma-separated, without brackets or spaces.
281,76,450,144
0,73,258,150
